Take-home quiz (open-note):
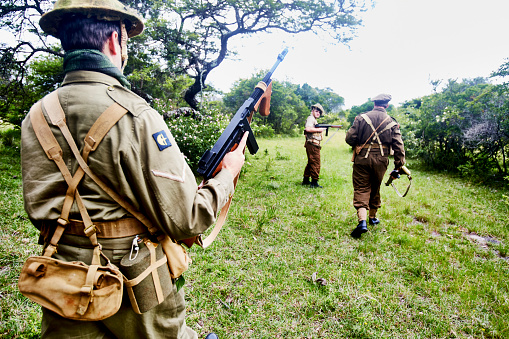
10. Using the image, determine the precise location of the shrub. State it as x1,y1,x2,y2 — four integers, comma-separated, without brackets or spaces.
163,106,230,172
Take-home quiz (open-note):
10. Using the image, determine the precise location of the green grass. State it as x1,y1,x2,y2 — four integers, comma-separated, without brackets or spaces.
2,132,509,338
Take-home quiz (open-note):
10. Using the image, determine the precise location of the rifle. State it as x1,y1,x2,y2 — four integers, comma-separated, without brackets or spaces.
385,165,412,197
193,48,288,249
197,47,288,180
315,124,342,137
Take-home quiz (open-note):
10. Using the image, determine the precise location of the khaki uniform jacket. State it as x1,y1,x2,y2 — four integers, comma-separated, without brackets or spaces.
345,107,405,168
304,114,322,143
21,70,234,241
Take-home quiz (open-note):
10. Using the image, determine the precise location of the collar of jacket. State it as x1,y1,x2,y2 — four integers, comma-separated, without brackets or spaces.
372,106,387,112
62,70,123,88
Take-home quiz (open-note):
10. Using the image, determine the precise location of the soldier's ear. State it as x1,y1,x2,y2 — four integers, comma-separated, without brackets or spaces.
104,31,120,56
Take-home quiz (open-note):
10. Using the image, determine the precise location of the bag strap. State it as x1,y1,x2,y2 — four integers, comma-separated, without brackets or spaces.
201,174,238,248
30,100,99,256
42,91,159,235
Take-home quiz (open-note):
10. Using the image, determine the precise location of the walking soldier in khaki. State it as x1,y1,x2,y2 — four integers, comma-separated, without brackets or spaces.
345,94,405,238
303,103,326,188
20,0,246,338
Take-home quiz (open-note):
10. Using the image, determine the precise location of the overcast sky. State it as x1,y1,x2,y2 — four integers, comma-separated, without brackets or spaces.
2,0,508,109
207,0,509,108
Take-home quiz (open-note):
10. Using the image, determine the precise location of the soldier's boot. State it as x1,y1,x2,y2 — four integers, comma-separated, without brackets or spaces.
302,177,311,186
205,334,219,339
369,208,380,225
350,220,368,238
369,217,380,225
310,178,323,188
351,207,368,238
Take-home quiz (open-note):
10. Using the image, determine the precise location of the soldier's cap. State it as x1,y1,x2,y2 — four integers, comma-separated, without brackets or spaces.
371,93,392,104
311,103,325,115
39,0,144,38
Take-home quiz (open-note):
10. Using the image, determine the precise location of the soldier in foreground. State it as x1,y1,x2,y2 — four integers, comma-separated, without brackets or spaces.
345,94,405,238
20,0,245,337
302,103,326,188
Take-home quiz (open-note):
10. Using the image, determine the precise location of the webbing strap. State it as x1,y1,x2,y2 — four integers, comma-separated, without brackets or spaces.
148,242,164,303
201,174,238,249
42,91,159,235
30,100,98,248
360,114,391,158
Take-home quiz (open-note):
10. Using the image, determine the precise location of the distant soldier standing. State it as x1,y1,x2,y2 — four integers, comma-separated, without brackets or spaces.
302,103,326,188
345,94,405,238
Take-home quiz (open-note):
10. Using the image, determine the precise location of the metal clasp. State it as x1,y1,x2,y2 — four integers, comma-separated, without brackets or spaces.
129,235,141,260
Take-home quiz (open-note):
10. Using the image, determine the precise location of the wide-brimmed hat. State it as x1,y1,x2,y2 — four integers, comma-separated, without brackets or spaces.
311,103,325,115
39,0,144,38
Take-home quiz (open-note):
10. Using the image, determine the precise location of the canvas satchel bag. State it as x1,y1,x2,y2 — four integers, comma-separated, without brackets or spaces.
19,246,123,321
18,92,128,320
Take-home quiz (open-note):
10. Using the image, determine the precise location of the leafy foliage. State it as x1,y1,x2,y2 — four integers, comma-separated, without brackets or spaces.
0,53,63,126
399,77,509,183
223,72,345,135
154,98,231,172
295,83,345,114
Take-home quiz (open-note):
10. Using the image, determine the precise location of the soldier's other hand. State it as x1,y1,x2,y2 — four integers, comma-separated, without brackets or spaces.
390,169,400,179
222,131,248,178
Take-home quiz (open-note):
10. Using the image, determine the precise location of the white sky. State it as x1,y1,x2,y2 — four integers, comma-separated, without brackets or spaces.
207,0,509,108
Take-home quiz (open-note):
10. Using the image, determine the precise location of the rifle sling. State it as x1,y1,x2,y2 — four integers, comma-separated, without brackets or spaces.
391,177,412,198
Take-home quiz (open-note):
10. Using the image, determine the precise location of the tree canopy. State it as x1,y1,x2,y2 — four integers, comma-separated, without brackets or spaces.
223,72,344,134
1,0,371,125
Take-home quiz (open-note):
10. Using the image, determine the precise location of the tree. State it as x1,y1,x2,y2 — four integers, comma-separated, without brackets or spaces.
0,0,60,125
295,83,345,114
223,71,347,135
402,77,509,181
146,0,368,109
1,0,371,122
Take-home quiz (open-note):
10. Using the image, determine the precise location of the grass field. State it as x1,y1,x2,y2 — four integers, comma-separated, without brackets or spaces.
1,132,509,338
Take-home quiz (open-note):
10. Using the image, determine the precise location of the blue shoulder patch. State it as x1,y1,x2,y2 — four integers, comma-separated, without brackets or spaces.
152,130,172,151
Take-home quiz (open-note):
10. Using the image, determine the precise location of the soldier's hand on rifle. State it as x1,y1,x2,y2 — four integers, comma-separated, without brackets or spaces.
390,169,400,179
222,131,249,178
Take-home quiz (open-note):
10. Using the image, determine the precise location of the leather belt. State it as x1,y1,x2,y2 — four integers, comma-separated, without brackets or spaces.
63,218,147,238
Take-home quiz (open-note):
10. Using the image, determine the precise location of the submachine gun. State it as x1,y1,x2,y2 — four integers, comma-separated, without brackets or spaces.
315,124,342,137
385,165,412,197
197,47,288,180
194,47,289,248
314,124,342,146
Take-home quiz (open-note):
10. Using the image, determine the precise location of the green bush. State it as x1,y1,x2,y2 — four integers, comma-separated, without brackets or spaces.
251,120,275,138
164,108,230,172
0,127,21,150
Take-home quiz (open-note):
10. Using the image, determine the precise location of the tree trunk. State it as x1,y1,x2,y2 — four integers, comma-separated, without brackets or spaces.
183,36,230,110
184,75,205,110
